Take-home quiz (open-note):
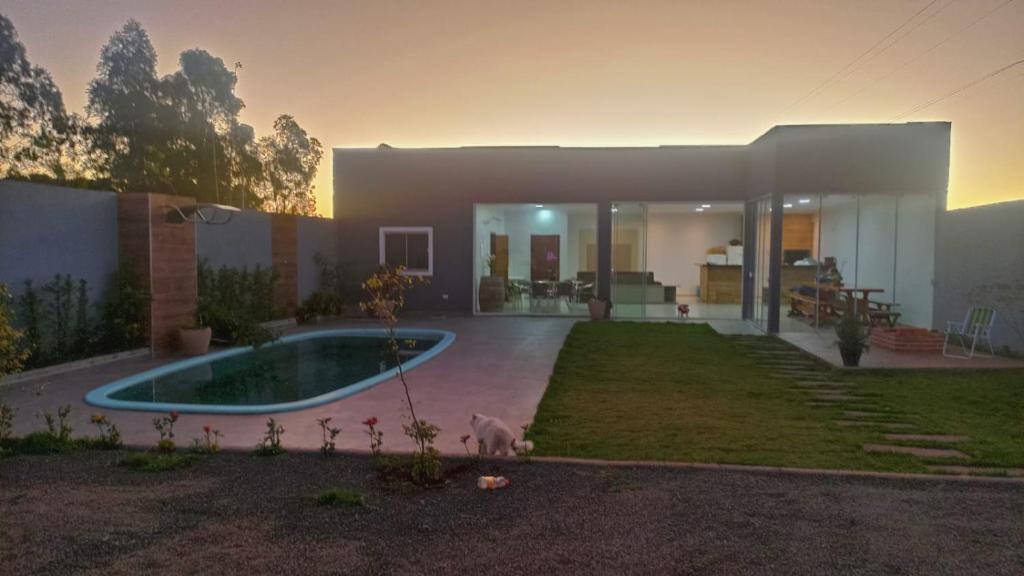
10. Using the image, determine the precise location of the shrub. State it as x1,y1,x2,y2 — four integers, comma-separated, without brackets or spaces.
403,419,442,485
101,261,150,352
0,284,28,377
363,416,383,456
197,260,281,347
315,488,364,508
119,451,198,472
296,253,361,322
17,276,95,367
255,418,285,456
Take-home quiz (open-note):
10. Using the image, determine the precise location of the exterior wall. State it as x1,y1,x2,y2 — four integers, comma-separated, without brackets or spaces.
196,209,273,271
0,180,118,301
296,216,337,303
335,146,748,311
933,201,1024,354
117,193,198,356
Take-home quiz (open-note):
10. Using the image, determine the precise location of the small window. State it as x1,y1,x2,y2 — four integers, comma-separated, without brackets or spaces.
379,227,433,276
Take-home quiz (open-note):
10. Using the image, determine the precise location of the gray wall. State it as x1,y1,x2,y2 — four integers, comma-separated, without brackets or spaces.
0,180,118,302
933,201,1024,354
196,209,272,271
296,215,338,302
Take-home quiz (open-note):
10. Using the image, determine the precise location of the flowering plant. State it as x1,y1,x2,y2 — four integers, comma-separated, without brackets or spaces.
152,411,179,452
363,416,383,456
317,417,341,456
255,417,285,456
191,424,222,454
90,413,122,449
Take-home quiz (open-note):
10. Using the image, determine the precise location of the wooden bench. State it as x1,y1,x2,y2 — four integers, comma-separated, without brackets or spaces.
867,300,901,328
789,292,836,320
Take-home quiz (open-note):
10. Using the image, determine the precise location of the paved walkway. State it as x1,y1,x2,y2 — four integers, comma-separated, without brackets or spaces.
0,316,577,455
779,330,1024,369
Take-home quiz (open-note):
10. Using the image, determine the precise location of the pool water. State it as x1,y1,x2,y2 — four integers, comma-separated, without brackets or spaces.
85,329,455,414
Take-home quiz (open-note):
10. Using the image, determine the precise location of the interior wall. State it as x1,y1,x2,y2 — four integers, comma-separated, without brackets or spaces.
475,205,596,284
646,210,743,296
818,196,859,284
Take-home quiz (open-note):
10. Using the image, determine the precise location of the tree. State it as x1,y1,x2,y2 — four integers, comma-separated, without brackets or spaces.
257,115,323,215
0,14,85,181
87,19,172,193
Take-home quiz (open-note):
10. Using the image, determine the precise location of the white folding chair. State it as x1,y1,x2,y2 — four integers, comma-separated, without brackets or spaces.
942,307,996,359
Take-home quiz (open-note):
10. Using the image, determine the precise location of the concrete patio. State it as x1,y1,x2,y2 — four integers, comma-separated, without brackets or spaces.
0,316,576,455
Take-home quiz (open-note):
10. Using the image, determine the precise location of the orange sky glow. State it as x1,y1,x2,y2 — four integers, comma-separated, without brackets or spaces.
5,0,1023,217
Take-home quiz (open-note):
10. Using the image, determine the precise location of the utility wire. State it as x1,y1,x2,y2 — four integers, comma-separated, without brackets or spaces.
824,0,1017,113
892,58,1024,119
778,0,940,116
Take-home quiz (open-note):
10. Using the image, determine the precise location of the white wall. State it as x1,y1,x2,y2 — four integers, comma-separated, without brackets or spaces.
856,195,897,300
818,196,859,284
646,211,743,295
895,194,935,329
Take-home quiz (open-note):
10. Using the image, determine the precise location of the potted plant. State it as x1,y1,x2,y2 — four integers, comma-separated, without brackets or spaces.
179,312,212,356
588,297,611,320
835,314,869,367
478,254,505,312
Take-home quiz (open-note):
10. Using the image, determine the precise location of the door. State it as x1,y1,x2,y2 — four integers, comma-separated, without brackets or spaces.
530,235,559,281
490,233,509,279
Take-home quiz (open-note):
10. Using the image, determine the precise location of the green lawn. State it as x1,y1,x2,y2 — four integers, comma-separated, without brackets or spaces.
529,322,1024,473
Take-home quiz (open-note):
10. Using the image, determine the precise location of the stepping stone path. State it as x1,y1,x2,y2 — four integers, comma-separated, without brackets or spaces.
733,335,1002,478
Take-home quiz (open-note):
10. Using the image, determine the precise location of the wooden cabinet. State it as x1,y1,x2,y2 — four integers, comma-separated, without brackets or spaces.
698,265,742,304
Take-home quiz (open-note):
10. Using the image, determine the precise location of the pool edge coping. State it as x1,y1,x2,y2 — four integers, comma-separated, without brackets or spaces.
83,328,456,415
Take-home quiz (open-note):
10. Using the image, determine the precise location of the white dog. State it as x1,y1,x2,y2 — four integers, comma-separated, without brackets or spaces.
471,413,534,456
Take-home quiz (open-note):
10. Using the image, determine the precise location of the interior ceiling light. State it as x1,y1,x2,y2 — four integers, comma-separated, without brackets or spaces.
783,203,794,208
534,204,544,208
701,204,711,208
695,208,705,212
798,198,811,204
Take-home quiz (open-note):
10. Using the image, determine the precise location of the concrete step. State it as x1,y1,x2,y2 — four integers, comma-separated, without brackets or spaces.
885,434,969,443
926,465,1024,477
835,420,915,429
863,444,970,460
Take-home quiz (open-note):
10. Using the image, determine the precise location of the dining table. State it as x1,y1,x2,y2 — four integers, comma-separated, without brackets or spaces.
835,286,885,323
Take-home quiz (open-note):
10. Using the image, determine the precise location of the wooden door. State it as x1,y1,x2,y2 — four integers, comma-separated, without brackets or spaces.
530,235,560,281
489,233,509,279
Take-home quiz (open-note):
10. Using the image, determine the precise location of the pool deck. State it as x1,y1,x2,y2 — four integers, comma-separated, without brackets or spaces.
0,316,577,455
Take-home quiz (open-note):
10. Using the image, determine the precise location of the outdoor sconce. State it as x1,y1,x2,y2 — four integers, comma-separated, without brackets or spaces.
163,203,240,225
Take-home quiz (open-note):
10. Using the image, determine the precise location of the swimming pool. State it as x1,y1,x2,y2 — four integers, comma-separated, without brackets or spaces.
85,328,455,414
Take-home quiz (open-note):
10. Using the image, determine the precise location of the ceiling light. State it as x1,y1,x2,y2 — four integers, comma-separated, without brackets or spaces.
534,204,544,208
783,203,793,208
798,198,811,204
611,207,619,213
695,208,704,212
701,204,711,208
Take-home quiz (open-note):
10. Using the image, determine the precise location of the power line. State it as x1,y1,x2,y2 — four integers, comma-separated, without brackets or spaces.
824,0,1017,113
892,58,1024,119
778,0,941,117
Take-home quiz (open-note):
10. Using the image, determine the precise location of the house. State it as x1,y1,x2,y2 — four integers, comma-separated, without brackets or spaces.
334,122,951,334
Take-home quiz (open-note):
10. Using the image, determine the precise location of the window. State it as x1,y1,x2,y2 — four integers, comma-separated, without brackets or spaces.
379,227,433,275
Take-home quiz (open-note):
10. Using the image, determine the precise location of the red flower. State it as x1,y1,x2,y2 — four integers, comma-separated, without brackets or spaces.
169,411,179,422
363,417,378,427
203,425,211,434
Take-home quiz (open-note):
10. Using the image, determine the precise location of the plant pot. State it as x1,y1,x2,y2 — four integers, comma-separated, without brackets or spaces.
179,327,212,356
588,299,608,320
478,276,506,312
839,348,862,367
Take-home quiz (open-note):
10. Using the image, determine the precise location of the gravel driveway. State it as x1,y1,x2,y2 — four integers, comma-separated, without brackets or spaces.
1,451,1022,575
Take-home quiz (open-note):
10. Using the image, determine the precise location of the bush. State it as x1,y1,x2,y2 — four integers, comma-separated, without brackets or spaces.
119,451,198,472
101,261,150,352
315,488,364,508
197,260,281,347
296,254,361,322
0,284,28,378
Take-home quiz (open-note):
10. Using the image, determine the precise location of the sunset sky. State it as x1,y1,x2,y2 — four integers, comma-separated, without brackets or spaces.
5,0,1023,216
